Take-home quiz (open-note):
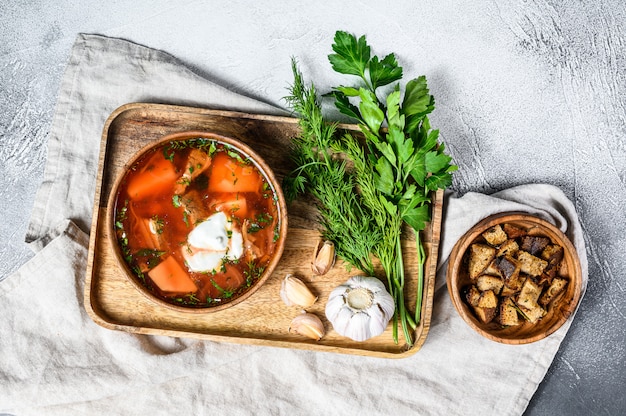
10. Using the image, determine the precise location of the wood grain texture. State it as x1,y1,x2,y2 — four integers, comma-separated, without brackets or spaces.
84,102,443,358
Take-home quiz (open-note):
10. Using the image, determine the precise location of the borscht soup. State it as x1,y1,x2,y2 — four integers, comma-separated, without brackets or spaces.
110,133,285,310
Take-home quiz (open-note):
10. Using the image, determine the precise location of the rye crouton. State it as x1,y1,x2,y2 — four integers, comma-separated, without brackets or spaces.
483,260,502,277
498,297,520,326
539,277,568,307
501,272,527,297
503,223,527,239
541,244,565,263
516,278,543,310
468,244,496,279
465,285,482,307
475,290,498,323
517,251,548,276
539,244,565,283
521,236,551,256
519,303,546,324
494,255,521,281
476,275,504,295
496,239,519,258
482,224,508,246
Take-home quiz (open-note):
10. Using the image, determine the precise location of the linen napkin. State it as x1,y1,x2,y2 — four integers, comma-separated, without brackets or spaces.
0,34,588,416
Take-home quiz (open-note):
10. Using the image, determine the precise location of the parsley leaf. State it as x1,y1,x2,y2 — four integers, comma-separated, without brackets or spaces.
374,156,395,195
358,88,385,133
330,90,362,121
403,76,436,133
401,203,430,231
369,53,403,89
328,31,370,78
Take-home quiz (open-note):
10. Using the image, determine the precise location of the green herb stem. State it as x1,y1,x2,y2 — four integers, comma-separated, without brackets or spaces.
415,236,425,324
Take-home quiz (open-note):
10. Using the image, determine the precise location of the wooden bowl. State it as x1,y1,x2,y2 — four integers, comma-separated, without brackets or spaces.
107,130,288,313
446,212,582,344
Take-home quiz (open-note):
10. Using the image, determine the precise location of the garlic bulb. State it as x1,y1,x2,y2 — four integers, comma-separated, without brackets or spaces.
325,276,395,342
311,240,336,275
280,274,317,308
289,312,325,340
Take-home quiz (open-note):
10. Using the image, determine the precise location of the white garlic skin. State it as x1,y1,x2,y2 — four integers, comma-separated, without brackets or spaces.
325,276,395,342
280,274,318,308
289,312,325,340
311,240,336,275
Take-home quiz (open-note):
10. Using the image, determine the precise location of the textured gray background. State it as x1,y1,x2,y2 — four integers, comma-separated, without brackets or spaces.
1,1,624,414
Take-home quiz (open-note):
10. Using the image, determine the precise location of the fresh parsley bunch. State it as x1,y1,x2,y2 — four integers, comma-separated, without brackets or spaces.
329,31,455,229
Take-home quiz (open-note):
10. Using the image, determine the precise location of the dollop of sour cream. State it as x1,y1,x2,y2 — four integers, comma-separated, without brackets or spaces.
182,211,244,272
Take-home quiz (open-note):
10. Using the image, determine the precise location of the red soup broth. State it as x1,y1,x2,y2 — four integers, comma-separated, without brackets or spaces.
113,138,280,308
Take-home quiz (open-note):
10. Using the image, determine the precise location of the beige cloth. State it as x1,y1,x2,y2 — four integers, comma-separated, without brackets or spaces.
0,34,587,415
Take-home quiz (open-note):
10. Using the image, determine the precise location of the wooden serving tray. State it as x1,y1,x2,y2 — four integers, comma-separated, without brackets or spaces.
84,102,443,358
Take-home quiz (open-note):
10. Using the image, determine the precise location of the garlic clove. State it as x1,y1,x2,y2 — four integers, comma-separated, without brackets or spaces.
280,274,317,308
351,275,385,292
367,315,387,340
328,303,353,335
366,305,389,338
324,289,346,321
311,240,336,275
374,292,395,322
289,312,325,340
344,312,371,342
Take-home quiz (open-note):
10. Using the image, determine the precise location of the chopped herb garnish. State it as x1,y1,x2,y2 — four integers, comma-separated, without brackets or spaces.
244,261,265,287
133,248,165,269
151,215,165,234
115,200,129,226
258,213,273,224
177,177,191,186
135,248,166,257
132,265,146,284
163,148,175,162
210,279,234,298
165,138,216,153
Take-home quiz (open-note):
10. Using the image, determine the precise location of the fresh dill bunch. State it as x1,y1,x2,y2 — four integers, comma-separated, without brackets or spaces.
314,163,380,275
284,58,381,275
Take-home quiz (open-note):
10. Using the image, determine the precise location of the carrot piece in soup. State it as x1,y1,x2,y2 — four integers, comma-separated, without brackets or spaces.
126,152,179,200
214,194,248,219
208,152,261,193
148,256,197,294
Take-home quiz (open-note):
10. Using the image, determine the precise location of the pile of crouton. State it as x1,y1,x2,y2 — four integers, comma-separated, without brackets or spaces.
463,223,568,326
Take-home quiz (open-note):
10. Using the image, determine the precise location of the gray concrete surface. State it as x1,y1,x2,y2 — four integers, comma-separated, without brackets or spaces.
1,1,624,414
